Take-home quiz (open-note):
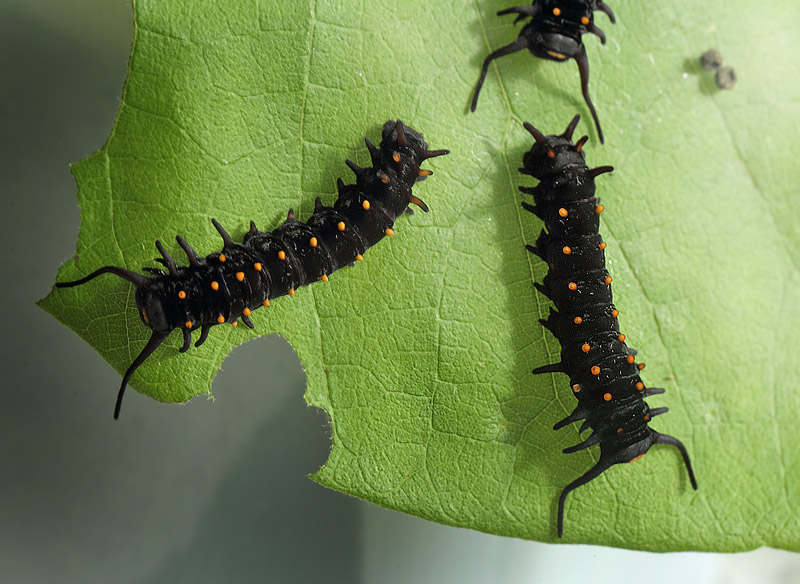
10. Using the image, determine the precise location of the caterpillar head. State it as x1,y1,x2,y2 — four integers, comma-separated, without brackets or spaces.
521,115,587,174
354,120,448,214
521,116,613,198
378,120,449,187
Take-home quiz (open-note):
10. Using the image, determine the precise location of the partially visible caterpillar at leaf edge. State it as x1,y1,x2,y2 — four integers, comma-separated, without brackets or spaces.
56,120,449,419
471,0,616,143
519,115,697,537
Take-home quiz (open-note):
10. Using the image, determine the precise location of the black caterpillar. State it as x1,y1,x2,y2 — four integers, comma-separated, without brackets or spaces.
471,0,615,143
519,116,697,537
56,120,448,419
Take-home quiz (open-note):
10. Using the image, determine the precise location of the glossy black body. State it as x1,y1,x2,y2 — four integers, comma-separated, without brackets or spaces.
520,116,697,537
56,120,448,418
140,122,439,335
471,0,615,143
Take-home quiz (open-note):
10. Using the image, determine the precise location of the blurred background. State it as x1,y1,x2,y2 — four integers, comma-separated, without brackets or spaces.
1,0,798,582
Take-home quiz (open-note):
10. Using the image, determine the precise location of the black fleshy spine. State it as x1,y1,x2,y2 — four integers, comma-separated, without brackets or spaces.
471,0,615,143
520,116,697,538
56,120,448,419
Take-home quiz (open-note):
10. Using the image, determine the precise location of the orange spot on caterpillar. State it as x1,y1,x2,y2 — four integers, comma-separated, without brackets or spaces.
627,355,636,364
553,7,561,15
309,237,318,247
392,152,401,163
231,321,238,328
278,251,286,260
581,16,590,25
254,263,262,271
356,254,363,261
572,384,581,393
644,415,651,422
236,272,245,282
629,454,645,463
141,308,149,324
595,205,605,214
178,290,186,299
603,392,612,401
558,208,568,217
362,200,370,210
636,382,644,391
217,315,225,324
338,222,346,231
218,254,226,263
617,427,623,434
604,276,612,285
418,169,432,177
618,334,626,342
243,308,251,316
599,241,607,250
611,309,619,318
638,363,646,370
568,282,577,290
288,288,295,296
321,274,328,282
591,366,601,375
573,316,583,325
211,281,219,291
562,246,572,255
263,299,270,307
185,321,193,329
581,344,590,353
385,228,394,236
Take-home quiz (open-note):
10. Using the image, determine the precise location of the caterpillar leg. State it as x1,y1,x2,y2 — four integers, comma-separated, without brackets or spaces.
597,1,616,23
497,5,541,25
532,362,563,374
585,22,607,44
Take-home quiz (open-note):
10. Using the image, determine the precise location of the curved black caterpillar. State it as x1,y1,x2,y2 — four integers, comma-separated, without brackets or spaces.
519,116,697,537
56,120,448,419
471,0,615,143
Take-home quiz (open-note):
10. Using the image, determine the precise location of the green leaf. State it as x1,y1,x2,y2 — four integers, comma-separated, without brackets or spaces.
39,0,800,551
